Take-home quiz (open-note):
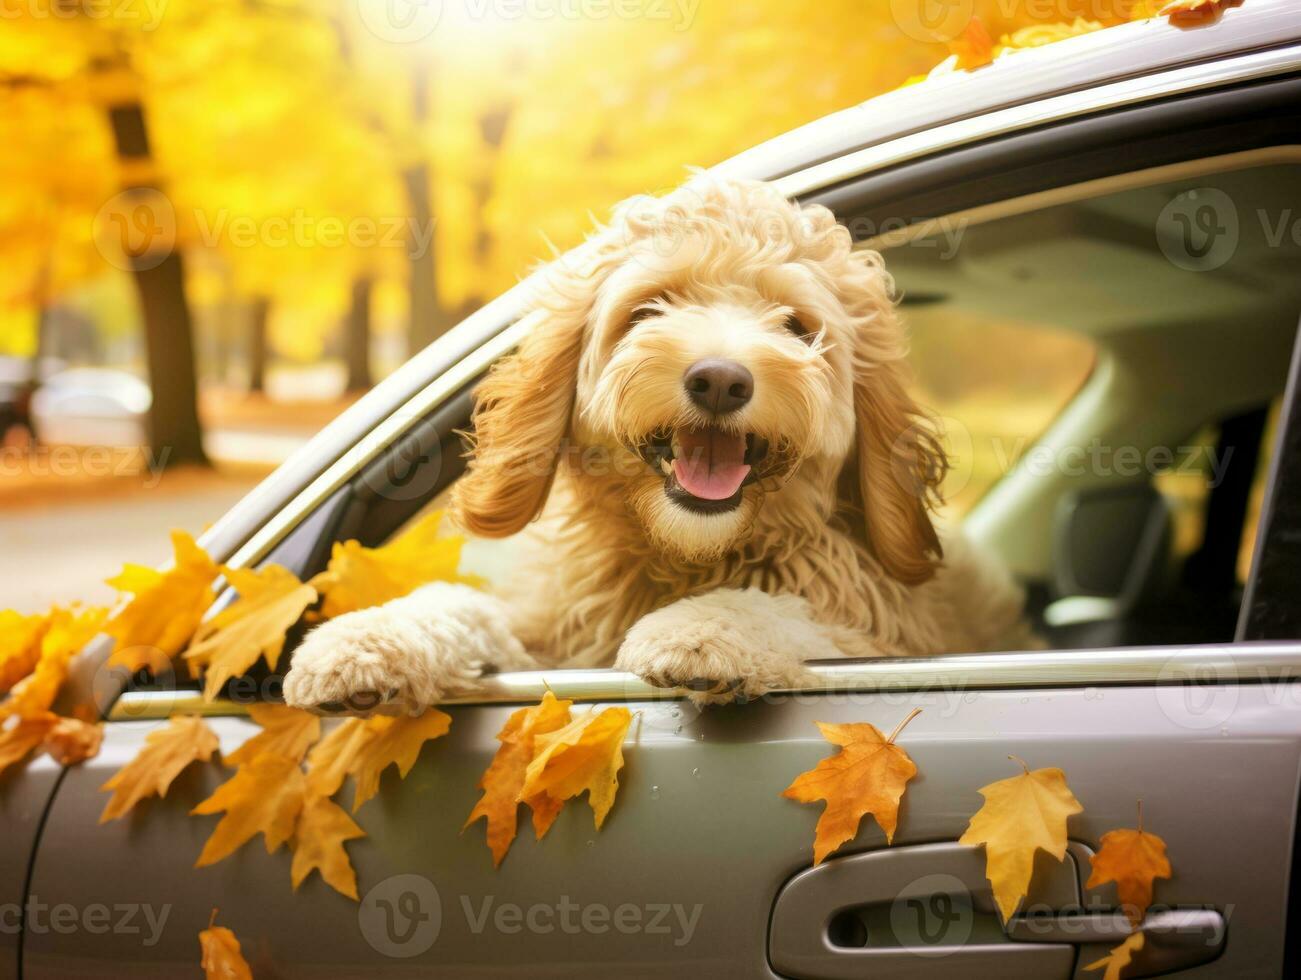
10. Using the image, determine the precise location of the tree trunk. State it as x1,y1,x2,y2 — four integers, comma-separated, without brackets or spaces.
344,278,373,392
106,101,207,467
404,63,444,355
247,297,270,394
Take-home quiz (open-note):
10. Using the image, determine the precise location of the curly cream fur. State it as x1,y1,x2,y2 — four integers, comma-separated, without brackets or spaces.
284,177,1032,713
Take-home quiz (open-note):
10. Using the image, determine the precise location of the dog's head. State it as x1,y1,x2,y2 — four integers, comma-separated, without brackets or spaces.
452,178,946,583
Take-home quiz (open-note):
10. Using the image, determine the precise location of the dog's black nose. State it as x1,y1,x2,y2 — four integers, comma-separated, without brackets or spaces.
683,359,753,415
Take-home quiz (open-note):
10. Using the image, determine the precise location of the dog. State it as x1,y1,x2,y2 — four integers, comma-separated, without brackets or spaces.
283,177,1033,715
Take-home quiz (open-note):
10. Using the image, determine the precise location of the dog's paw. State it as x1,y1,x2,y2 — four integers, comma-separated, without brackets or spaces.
282,605,486,716
615,594,815,704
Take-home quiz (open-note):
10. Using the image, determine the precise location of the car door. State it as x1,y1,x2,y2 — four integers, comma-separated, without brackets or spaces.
16,46,1301,980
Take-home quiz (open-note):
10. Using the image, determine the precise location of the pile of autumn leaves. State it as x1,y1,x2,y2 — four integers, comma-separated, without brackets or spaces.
785,709,1173,979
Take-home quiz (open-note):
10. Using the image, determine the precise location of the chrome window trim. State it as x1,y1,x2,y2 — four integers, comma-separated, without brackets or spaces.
108,642,1301,719
210,46,1301,577
773,45,1301,199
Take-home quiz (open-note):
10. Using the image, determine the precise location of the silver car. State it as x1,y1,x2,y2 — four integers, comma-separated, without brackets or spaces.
5,3,1301,977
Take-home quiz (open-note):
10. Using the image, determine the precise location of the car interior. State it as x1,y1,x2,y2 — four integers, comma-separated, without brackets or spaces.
158,159,1301,705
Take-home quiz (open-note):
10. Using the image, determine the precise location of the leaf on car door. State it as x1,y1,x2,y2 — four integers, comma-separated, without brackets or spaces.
0,712,58,776
309,509,480,619
1084,931,1146,980
0,609,50,694
1086,802,1172,927
0,605,107,721
183,565,318,701
105,530,224,672
959,755,1084,921
781,709,922,865
192,753,307,866
100,714,222,822
304,710,453,812
43,716,104,766
520,705,632,831
464,691,575,866
199,909,253,980
291,793,367,900
226,704,321,766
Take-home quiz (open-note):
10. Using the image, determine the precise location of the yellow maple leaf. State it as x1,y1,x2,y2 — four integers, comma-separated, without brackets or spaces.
226,703,321,766
1085,931,1146,980
948,17,994,71
464,691,575,866
291,794,367,900
44,717,104,766
199,909,253,980
1,605,108,721
1086,802,1172,927
193,753,307,866
0,609,50,694
309,510,479,619
0,713,58,776
782,709,921,865
105,530,224,672
100,714,221,822
304,710,452,812
520,706,632,830
184,565,318,701
959,755,1084,921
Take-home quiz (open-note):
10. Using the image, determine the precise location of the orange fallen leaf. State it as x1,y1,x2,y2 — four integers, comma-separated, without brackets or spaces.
304,710,452,812
0,713,58,776
959,755,1084,921
309,510,479,619
0,609,50,694
44,717,104,766
184,565,318,700
1160,0,1243,25
465,691,575,866
1,605,108,721
782,709,921,865
1086,801,1172,927
349,710,453,812
291,794,367,900
520,705,631,830
1085,930,1146,980
100,714,221,822
199,908,253,980
105,530,224,672
225,704,321,767
192,753,307,866
948,17,994,71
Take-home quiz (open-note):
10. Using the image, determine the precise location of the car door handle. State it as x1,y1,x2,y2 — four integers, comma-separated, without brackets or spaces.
1008,908,1227,977
769,842,1078,980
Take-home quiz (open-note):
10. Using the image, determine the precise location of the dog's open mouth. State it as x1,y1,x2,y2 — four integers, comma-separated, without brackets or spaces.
639,427,770,514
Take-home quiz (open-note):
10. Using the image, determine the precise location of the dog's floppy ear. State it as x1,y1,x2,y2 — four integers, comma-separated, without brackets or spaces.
837,250,948,584
452,287,590,538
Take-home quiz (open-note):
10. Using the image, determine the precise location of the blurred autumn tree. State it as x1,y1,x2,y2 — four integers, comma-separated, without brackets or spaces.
0,0,1150,465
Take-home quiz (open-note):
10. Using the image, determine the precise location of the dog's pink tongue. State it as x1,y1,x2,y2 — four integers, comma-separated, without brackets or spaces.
672,427,750,500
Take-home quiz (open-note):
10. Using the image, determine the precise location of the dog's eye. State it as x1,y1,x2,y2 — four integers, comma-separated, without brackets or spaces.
629,306,664,327
784,314,813,341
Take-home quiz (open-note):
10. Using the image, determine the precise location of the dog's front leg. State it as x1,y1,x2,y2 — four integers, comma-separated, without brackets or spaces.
614,587,860,704
283,582,535,715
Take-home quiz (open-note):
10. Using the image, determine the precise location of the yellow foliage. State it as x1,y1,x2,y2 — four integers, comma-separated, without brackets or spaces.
310,510,478,619
0,605,107,721
100,715,221,822
782,711,921,865
183,565,318,701
959,756,1084,921
1085,932,1146,980
520,706,632,831
104,531,224,672
291,794,367,900
199,910,253,980
192,753,307,867
225,704,321,767
304,710,453,813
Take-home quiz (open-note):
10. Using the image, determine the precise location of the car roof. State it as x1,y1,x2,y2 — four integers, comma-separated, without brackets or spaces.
713,0,1301,186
